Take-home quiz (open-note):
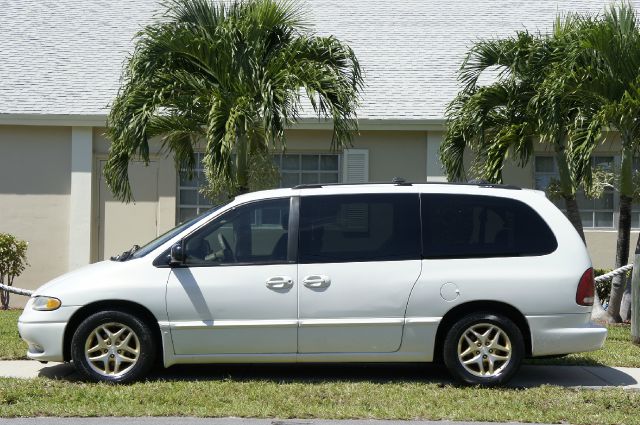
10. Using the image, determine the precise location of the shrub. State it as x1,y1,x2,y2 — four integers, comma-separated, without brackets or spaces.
593,268,632,305
0,234,28,309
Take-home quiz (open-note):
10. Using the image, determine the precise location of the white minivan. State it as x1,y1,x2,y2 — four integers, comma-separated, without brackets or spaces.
18,182,606,385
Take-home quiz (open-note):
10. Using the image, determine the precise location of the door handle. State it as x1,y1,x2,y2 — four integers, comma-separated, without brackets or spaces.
266,276,293,289
303,275,331,288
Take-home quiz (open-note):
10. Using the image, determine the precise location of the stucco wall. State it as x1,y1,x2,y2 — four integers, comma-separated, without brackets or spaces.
585,231,640,270
0,126,71,304
92,128,177,260
0,123,629,310
285,129,429,182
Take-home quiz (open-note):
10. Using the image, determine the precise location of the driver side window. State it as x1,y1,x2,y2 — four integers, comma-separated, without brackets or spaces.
183,198,290,266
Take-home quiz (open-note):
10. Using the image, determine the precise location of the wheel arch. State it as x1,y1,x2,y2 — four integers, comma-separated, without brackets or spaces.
433,300,532,362
63,300,163,362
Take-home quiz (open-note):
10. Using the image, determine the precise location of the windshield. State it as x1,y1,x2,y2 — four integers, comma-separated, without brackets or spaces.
124,203,229,260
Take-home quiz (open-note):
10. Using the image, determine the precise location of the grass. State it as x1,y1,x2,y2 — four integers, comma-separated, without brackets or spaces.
0,310,26,360
1,375,640,423
1,310,640,422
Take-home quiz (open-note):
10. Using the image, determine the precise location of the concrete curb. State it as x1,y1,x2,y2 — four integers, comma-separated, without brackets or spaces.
0,361,639,389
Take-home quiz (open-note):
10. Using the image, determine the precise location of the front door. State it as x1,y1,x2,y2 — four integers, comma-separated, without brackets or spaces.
297,193,422,353
98,160,159,260
166,197,298,355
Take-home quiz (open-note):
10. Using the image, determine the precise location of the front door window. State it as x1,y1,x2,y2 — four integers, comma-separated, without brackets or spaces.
183,198,290,265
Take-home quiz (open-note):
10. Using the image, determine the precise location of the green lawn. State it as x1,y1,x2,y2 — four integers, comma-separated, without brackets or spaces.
0,377,639,424
2,310,640,423
0,310,26,360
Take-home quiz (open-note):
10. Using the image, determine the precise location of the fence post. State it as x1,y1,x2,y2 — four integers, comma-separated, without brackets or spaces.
632,239,640,345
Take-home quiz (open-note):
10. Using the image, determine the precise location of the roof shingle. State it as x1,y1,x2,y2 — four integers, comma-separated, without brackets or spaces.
0,0,627,119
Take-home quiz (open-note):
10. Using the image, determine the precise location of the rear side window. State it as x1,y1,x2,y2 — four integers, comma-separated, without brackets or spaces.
299,194,420,263
421,194,557,259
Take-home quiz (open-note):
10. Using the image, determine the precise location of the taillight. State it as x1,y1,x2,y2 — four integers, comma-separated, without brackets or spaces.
576,267,595,306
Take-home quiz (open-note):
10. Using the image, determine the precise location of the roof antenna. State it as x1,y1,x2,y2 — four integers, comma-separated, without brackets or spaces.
468,178,491,185
392,177,408,185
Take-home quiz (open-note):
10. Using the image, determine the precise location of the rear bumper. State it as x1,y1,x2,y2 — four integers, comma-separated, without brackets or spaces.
528,314,607,357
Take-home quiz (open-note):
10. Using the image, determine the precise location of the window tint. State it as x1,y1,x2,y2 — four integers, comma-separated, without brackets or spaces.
421,194,557,259
299,194,420,263
183,198,290,266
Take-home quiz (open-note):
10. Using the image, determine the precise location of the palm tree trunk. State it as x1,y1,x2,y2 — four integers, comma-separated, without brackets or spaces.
563,196,586,242
621,233,640,322
235,134,250,195
555,145,586,242
620,275,632,322
553,144,608,318
607,144,634,323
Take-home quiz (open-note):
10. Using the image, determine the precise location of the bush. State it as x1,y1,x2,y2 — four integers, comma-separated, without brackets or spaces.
593,268,632,305
594,268,611,303
0,234,28,309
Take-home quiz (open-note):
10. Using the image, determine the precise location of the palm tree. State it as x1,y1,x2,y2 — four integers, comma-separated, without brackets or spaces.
105,0,363,201
440,20,588,241
563,3,640,322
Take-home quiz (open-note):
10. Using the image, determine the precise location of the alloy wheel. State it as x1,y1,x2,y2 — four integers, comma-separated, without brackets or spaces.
84,322,140,377
457,322,512,377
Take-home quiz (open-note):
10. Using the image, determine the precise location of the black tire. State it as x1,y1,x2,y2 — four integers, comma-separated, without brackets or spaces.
71,310,157,383
443,312,524,386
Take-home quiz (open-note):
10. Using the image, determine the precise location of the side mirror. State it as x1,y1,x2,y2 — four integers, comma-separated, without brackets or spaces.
170,242,185,266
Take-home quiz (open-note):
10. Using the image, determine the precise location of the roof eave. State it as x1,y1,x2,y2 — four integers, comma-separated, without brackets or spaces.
0,114,446,131
0,113,107,127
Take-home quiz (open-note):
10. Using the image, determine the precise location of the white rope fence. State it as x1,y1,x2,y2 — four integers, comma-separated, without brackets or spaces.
594,264,634,283
0,282,33,297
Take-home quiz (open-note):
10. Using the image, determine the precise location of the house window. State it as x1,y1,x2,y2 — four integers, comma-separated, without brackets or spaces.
178,153,340,222
534,155,615,229
274,154,340,187
578,156,614,228
533,156,565,211
178,152,213,223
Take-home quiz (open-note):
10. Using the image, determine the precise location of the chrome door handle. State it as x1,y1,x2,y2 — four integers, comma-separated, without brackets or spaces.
303,275,331,288
266,276,293,289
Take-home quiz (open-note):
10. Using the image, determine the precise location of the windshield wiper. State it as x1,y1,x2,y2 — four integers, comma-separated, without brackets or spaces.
110,244,140,262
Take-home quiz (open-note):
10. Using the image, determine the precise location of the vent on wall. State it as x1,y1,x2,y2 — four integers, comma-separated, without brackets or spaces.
342,149,369,183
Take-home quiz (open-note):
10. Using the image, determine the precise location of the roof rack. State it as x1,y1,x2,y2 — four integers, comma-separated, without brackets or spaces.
291,179,521,190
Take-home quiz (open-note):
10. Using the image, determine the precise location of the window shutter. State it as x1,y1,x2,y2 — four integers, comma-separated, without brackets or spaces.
342,149,369,183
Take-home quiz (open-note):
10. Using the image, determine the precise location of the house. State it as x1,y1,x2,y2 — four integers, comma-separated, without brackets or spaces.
1,0,636,304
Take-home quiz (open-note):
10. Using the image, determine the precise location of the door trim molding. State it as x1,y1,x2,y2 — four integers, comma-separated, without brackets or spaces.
161,317,441,330
162,319,299,329
299,318,405,327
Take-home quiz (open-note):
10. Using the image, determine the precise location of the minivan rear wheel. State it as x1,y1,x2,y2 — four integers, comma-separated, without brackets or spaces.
443,313,524,386
71,310,156,383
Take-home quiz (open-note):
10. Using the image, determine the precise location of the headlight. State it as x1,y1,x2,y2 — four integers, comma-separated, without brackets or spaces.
31,296,61,311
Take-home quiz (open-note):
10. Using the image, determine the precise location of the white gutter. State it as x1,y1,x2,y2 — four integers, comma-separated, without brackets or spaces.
0,113,446,131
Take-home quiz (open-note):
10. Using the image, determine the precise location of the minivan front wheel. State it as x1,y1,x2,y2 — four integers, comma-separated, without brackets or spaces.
71,310,156,383
443,313,524,386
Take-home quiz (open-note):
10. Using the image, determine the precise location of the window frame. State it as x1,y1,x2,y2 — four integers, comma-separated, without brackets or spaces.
297,193,422,264
275,152,342,188
420,193,558,259
175,196,297,268
177,152,341,222
533,154,617,230
177,152,214,224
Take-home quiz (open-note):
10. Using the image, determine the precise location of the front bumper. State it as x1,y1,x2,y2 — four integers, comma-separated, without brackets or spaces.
18,320,67,362
17,304,80,362
528,313,607,357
